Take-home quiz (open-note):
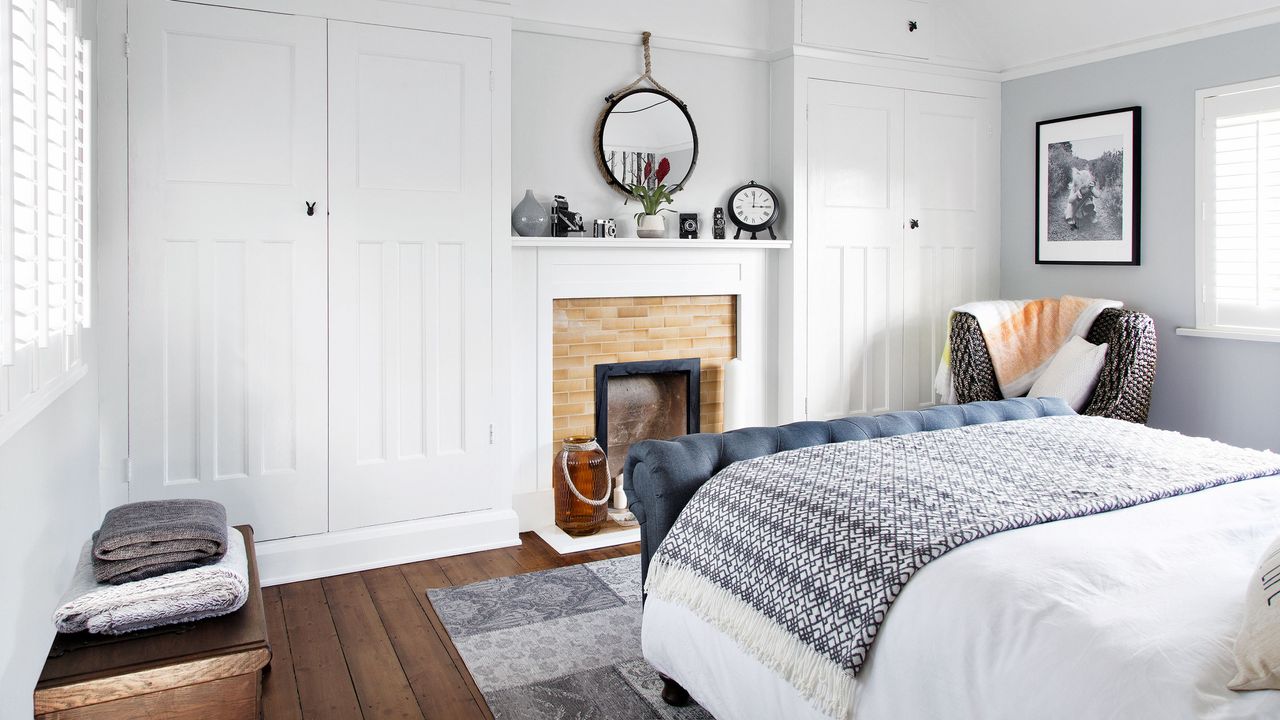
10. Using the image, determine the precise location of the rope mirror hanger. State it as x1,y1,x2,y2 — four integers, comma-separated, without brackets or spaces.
593,31,699,196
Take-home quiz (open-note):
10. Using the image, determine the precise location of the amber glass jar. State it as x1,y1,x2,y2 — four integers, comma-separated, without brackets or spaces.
554,436,610,536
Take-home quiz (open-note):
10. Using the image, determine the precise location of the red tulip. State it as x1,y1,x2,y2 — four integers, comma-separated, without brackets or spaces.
656,157,671,184
643,160,653,181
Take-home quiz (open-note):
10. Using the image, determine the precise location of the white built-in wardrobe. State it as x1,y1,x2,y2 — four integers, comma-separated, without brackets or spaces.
789,73,999,422
125,0,506,544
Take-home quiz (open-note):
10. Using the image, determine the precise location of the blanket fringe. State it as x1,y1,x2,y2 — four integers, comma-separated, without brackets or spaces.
646,559,859,720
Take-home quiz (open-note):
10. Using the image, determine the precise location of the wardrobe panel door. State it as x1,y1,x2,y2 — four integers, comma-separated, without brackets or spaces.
903,91,999,409
328,20,495,531
806,80,906,420
126,0,329,540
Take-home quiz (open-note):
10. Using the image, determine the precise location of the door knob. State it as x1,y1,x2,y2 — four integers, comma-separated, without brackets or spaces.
306,201,317,216
909,218,920,229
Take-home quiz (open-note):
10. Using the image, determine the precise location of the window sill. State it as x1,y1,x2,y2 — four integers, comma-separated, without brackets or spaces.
0,363,89,448
1175,327,1280,344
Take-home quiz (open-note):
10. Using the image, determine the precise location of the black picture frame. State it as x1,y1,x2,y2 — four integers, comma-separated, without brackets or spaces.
1035,106,1141,265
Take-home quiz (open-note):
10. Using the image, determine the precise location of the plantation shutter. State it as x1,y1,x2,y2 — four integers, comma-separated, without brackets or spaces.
0,0,90,441
1203,84,1280,332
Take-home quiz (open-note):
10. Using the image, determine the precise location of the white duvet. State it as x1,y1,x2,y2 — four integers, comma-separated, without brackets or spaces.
643,475,1280,720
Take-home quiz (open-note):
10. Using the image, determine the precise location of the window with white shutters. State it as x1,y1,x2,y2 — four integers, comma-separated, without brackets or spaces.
0,0,91,445
1195,79,1280,338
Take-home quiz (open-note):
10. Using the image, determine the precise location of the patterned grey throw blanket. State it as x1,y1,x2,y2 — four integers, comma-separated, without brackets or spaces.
645,416,1280,719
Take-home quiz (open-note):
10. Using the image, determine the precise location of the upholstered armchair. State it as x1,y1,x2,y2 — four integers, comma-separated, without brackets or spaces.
948,308,1158,423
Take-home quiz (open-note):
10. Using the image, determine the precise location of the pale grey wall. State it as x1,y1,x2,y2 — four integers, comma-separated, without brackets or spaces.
1001,24,1280,451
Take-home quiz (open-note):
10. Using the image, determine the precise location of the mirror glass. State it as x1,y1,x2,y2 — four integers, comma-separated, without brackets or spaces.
597,89,698,194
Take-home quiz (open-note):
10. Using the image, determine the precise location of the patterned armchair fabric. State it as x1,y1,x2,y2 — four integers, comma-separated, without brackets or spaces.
949,308,1157,424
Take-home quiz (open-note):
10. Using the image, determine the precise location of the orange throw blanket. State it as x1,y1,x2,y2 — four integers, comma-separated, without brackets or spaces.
934,295,1121,402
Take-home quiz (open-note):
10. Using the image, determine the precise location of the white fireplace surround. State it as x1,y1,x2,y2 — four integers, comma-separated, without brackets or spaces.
509,243,781,531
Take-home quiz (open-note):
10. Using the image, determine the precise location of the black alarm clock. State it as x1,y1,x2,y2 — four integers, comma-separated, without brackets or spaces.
726,181,780,240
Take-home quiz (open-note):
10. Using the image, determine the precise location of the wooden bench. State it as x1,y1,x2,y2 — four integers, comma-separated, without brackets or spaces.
34,525,270,720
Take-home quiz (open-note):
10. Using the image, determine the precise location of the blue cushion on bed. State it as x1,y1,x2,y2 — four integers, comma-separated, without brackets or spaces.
623,398,1075,586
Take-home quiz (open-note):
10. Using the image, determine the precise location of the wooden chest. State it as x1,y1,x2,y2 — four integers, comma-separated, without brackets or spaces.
34,525,270,719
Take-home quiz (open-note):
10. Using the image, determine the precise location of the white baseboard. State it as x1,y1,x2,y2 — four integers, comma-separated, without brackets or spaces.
254,508,521,586
513,488,554,531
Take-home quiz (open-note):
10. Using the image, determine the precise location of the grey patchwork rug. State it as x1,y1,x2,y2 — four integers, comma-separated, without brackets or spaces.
428,556,714,720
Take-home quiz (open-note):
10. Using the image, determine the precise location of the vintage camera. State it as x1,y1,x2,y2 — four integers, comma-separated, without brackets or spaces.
679,213,699,240
551,195,585,237
593,219,617,238
713,208,726,240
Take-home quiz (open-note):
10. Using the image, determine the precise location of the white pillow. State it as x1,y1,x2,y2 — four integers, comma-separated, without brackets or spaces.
1026,336,1108,412
1230,533,1280,691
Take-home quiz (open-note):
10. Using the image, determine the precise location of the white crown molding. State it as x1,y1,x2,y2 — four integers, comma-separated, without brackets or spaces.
771,44,1003,83
512,18,773,62
1000,7,1280,81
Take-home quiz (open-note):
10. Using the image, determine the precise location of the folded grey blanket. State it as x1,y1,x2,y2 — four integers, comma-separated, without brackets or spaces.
92,499,227,584
56,526,249,635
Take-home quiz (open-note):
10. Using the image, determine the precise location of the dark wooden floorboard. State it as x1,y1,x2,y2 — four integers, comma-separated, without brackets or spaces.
436,547,528,586
322,573,425,720
279,580,364,720
361,566,486,720
265,532,639,720
261,585,304,720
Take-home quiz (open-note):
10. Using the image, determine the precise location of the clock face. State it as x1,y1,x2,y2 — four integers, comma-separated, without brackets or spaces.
731,186,776,228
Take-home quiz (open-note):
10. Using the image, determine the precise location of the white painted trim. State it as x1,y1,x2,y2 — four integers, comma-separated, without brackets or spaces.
1175,327,1280,343
255,509,520,586
513,488,554,532
774,44,1002,83
1000,7,1280,81
533,523,640,555
0,363,88,447
511,237,791,250
512,18,772,62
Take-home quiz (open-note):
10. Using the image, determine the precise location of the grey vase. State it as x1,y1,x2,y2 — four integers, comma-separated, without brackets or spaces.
512,190,550,237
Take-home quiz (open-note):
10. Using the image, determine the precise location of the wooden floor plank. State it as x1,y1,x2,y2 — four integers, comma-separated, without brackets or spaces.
361,566,487,720
321,574,425,720
415,582,496,720
436,548,527,586
261,586,304,720
278,580,363,720
398,558,452,591
265,535,640,720
503,533,568,573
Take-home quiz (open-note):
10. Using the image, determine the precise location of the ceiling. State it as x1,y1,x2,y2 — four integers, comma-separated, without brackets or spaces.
947,0,1280,74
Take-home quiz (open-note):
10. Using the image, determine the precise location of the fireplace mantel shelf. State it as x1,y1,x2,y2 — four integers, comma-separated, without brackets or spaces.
510,236,792,250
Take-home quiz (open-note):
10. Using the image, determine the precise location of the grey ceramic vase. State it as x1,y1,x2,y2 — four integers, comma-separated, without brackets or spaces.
512,190,550,237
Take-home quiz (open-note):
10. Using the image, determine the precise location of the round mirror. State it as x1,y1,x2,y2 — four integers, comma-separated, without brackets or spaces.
595,88,699,196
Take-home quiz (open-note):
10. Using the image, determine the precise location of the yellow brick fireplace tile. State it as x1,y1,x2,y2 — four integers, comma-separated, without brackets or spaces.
553,379,586,394
662,338,694,350
601,318,636,330
552,344,569,357
635,296,664,306
633,339,664,352
617,306,648,318
662,295,692,305
584,307,618,319
587,353,620,366
647,326,681,339
601,341,634,354
569,343,602,356
553,355,584,369
557,331,587,345
632,316,665,329
563,366,593,380
692,336,727,349
705,325,732,337
678,326,708,338
664,315,692,328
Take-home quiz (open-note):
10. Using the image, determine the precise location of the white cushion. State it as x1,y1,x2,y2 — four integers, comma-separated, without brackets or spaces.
1230,534,1280,690
1026,336,1108,412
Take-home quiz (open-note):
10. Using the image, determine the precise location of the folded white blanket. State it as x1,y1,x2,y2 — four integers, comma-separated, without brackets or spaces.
54,526,249,635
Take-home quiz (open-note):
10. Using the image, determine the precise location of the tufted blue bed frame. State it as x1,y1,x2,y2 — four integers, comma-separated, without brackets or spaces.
622,398,1076,588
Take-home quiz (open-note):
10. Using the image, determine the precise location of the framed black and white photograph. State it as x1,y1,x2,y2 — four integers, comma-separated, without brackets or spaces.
1036,106,1140,265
